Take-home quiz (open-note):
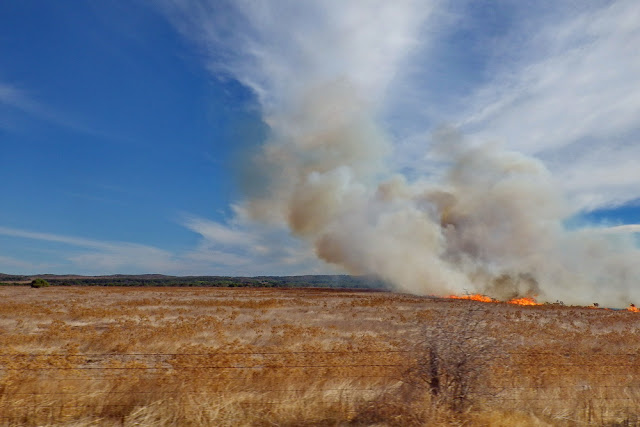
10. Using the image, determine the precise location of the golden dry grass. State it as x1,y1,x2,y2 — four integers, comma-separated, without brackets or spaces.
1,286,640,426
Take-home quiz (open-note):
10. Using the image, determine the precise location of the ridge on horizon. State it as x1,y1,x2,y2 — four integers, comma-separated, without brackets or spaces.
0,273,390,290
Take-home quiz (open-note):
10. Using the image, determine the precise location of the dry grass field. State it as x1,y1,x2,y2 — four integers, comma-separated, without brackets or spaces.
2,286,640,426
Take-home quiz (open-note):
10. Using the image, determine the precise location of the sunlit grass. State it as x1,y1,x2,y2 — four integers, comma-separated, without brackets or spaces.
1,286,640,425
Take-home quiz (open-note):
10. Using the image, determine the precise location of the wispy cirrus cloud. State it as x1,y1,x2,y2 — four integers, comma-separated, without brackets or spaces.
0,220,329,276
0,82,36,110
160,0,640,214
0,226,127,251
0,80,108,136
0,82,40,130
181,213,332,276
0,82,69,129
0,254,51,273
182,215,256,247
0,226,179,275
594,224,640,234
454,0,640,211
157,0,432,114
152,1,640,306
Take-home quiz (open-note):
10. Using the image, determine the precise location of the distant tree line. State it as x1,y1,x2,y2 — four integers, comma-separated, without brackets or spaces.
0,274,389,290
0,274,27,282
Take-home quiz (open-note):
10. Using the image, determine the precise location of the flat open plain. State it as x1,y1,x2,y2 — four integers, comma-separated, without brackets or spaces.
2,286,640,426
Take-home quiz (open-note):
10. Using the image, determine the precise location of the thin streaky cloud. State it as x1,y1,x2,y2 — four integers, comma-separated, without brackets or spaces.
0,82,37,111
0,80,128,139
0,226,114,250
161,0,640,214
0,225,182,274
596,224,640,234
0,222,328,276
454,0,640,211
181,215,255,247
0,255,51,272
0,226,144,252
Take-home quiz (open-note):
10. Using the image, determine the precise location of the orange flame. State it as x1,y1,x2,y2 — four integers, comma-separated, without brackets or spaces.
445,294,541,306
446,294,496,303
445,294,637,311
507,296,541,306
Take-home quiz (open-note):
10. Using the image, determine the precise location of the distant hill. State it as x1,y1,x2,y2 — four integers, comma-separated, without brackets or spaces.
0,273,390,290
0,273,30,282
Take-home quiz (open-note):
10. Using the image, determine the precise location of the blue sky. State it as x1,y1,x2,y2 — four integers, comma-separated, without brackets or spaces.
1,1,639,282
0,2,264,274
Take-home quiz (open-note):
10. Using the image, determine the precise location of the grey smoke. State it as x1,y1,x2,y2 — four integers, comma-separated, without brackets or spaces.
162,0,640,306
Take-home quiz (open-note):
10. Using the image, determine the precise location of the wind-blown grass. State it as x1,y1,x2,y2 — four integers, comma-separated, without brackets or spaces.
1,286,640,425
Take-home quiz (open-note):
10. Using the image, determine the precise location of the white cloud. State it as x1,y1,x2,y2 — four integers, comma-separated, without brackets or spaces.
143,1,640,298
0,226,127,251
0,226,179,275
157,0,433,113
0,83,33,109
456,0,640,210
0,82,39,130
0,82,65,127
0,80,110,136
182,215,255,247
0,255,51,273
165,1,640,213
594,224,640,234
181,215,332,276
551,143,640,210
0,220,330,276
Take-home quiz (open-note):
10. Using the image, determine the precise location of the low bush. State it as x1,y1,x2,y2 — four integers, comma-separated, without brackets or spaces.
30,278,50,288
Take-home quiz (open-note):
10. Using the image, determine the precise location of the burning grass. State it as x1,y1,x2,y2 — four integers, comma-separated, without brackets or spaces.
446,293,542,306
2,286,640,425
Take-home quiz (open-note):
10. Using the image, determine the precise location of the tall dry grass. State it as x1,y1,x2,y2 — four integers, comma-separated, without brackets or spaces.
1,286,640,425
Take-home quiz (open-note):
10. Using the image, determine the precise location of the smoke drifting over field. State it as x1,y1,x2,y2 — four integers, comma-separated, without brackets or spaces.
164,1,640,306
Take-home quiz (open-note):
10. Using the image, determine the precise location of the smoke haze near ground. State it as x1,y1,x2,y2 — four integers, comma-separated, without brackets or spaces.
162,0,640,307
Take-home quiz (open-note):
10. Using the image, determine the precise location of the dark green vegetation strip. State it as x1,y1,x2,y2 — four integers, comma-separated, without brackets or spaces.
0,273,389,289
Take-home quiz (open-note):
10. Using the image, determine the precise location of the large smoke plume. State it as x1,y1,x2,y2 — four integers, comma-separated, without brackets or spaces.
165,0,640,306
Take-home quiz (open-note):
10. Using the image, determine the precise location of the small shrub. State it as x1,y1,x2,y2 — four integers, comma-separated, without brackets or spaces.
406,304,499,413
30,278,50,288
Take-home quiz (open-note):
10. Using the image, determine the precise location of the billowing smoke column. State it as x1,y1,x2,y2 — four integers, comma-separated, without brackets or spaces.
166,1,640,306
